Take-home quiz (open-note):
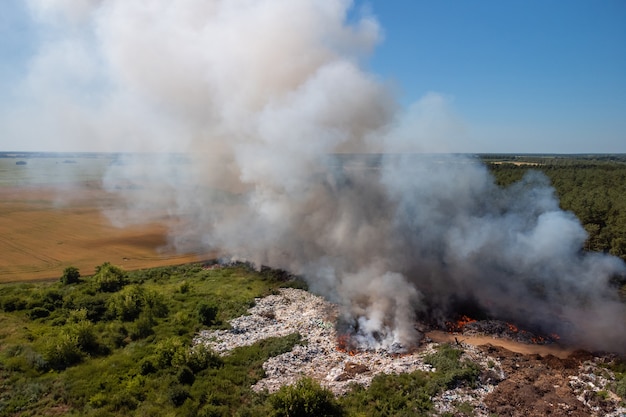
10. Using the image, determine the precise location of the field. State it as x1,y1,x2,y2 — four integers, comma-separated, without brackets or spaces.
0,155,213,282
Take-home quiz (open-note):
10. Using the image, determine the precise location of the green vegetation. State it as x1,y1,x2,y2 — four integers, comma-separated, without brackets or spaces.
269,378,343,417
0,262,306,416
61,266,81,285
608,358,626,400
483,155,626,261
340,344,480,416
485,156,626,299
0,261,482,416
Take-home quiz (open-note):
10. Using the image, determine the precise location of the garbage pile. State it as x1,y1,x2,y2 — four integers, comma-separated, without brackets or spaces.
193,288,626,416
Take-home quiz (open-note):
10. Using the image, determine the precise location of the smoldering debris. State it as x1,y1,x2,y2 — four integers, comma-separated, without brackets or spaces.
194,288,626,417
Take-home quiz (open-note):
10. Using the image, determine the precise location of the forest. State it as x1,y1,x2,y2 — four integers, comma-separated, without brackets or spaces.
483,154,626,262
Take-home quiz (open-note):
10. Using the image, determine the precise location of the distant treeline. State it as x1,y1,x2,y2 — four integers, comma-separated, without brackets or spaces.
485,157,626,261
480,153,626,164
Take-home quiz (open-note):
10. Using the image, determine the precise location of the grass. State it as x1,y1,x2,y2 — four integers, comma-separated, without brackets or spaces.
0,261,484,416
0,262,307,416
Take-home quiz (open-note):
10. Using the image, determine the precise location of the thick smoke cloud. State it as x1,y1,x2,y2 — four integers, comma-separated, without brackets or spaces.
13,0,626,352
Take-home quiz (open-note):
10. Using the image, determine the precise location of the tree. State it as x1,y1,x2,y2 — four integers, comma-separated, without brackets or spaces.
94,262,127,292
60,266,81,285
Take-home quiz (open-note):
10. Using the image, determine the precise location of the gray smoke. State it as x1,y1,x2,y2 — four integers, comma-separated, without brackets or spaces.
11,0,626,352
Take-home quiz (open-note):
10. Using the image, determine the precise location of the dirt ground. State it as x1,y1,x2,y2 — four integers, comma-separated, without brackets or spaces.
480,345,617,417
0,181,214,282
427,330,625,417
427,330,573,359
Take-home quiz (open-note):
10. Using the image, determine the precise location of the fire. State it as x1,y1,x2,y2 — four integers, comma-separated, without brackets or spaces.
507,323,518,333
336,333,358,355
446,315,476,332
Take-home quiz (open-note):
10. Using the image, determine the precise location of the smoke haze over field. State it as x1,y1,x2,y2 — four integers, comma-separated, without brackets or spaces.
9,0,626,352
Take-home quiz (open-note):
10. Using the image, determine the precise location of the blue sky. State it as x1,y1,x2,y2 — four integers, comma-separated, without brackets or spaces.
361,0,626,152
0,0,625,153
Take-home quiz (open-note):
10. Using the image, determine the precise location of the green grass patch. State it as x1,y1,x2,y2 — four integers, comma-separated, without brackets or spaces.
0,262,306,416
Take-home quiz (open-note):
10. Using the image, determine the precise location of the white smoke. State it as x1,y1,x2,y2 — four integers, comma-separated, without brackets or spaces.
8,0,626,352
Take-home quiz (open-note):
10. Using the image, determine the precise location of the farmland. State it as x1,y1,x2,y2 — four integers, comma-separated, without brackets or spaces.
0,154,212,282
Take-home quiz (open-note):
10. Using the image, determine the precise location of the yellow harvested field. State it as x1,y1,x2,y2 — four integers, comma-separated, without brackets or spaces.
0,181,213,283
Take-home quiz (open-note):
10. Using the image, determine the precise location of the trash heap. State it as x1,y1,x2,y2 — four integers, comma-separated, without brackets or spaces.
195,288,481,396
193,288,626,416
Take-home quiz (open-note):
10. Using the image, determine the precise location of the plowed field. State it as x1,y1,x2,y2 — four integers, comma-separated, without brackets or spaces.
0,157,213,282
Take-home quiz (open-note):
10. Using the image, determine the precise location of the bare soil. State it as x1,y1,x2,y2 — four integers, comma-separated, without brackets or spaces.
480,345,611,417
0,182,214,282
427,330,573,359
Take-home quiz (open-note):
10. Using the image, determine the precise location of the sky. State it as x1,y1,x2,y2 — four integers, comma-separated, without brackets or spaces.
0,0,625,153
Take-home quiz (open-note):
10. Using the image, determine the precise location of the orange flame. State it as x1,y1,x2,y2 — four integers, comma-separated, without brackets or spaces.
446,315,476,332
507,323,518,333
336,334,359,355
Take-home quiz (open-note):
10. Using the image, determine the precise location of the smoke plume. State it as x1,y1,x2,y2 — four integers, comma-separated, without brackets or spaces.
11,0,626,352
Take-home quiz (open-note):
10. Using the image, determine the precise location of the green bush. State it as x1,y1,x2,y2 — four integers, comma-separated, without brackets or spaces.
139,359,157,375
28,306,51,319
107,285,168,323
615,376,626,399
169,385,191,407
268,378,342,417
94,262,127,293
187,343,223,372
129,313,155,340
341,371,433,416
2,295,28,311
424,344,480,390
64,293,108,322
177,366,195,385
68,320,99,353
44,333,83,370
198,302,219,326
155,337,187,369
61,266,81,285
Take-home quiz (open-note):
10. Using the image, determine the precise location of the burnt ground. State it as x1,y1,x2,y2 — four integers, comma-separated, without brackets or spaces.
480,345,622,417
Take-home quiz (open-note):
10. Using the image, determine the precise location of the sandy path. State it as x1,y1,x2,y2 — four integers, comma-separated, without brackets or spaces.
426,330,574,359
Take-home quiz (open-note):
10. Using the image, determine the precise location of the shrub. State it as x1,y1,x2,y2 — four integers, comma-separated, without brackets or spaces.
129,313,155,340
424,344,480,389
44,333,83,370
198,302,219,326
268,378,342,417
107,286,168,322
155,337,187,369
94,262,127,292
177,366,195,385
341,371,432,416
139,359,157,375
28,307,51,319
615,375,626,399
61,266,81,285
169,385,191,407
65,293,108,322
187,344,223,372
2,296,28,312
68,320,99,353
